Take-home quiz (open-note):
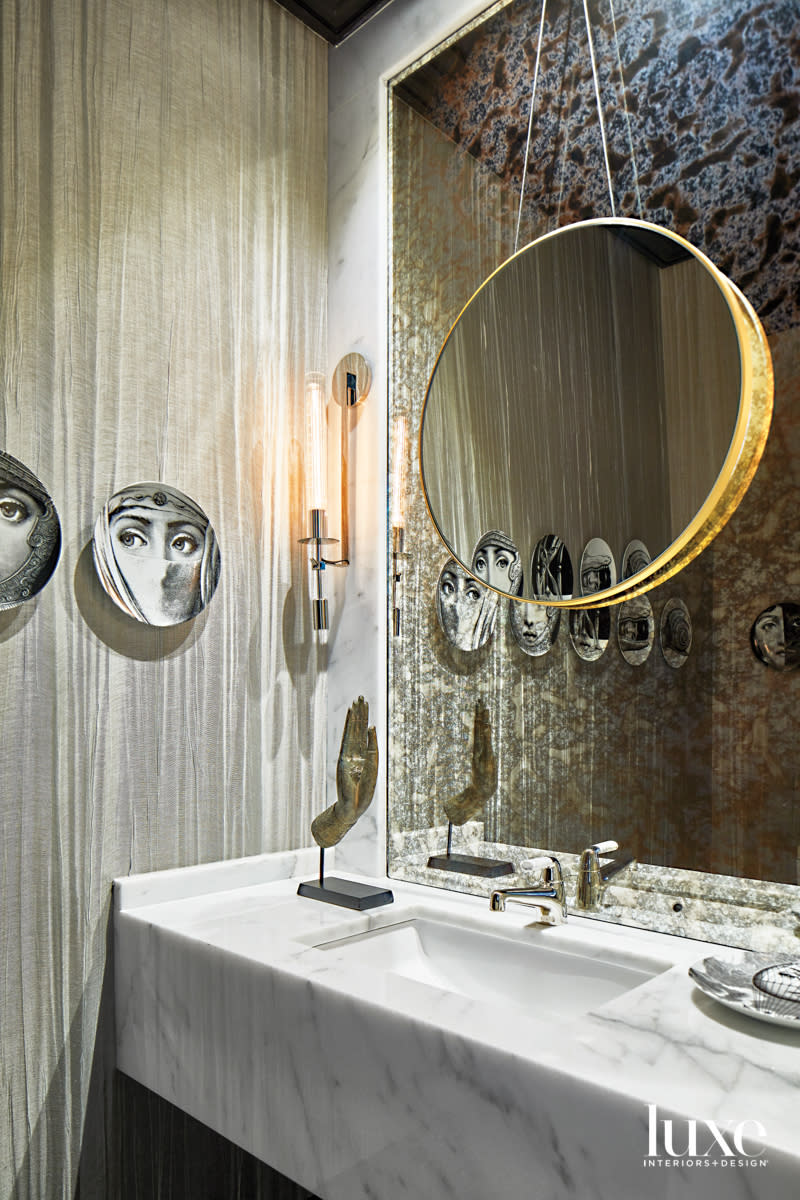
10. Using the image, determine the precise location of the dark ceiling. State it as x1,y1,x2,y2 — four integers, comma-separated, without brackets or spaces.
274,0,396,45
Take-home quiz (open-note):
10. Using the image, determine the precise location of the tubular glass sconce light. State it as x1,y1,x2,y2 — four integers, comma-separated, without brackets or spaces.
390,416,408,636
300,356,371,632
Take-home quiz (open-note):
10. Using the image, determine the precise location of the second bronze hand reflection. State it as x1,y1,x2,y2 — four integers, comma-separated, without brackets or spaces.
443,701,497,826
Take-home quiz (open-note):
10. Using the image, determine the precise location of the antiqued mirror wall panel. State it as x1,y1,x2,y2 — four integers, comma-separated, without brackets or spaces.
387,0,800,943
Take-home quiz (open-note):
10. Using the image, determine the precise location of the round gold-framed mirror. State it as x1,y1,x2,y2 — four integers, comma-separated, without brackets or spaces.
419,217,773,608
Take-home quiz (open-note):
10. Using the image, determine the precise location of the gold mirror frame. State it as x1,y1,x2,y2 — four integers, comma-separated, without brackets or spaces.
419,217,774,608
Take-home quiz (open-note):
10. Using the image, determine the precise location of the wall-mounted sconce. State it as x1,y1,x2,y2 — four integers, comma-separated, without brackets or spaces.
300,356,371,633
390,416,408,636
299,371,338,632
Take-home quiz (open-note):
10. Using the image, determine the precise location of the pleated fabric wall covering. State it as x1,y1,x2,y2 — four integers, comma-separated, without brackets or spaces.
0,0,327,1195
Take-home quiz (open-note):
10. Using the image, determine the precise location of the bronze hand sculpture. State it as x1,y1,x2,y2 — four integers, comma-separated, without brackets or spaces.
311,696,379,848
443,700,497,825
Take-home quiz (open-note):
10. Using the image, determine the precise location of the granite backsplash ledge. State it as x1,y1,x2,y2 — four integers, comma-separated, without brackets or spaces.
389,825,800,954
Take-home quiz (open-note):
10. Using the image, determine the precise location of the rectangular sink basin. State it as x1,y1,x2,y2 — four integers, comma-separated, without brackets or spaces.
313,916,664,1021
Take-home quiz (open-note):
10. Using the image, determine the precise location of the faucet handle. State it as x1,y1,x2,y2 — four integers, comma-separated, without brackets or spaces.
520,855,563,882
588,840,618,857
577,840,622,909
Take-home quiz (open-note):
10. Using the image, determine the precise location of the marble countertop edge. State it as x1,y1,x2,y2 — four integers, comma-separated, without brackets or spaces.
114,849,800,1175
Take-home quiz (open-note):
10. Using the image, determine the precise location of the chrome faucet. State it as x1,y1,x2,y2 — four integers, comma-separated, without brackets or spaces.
575,840,633,910
489,855,567,925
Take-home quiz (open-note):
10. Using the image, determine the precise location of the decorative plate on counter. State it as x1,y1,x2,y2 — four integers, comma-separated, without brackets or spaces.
689,951,800,1029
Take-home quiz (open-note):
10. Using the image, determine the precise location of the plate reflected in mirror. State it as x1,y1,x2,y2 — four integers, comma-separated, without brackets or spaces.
531,534,573,600
93,483,221,626
621,539,651,581
751,603,800,672
617,595,655,666
579,537,616,596
435,557,498,651
471,530,523,595
509,600,559,657
660,598,692,668
420,218,773,607
569,607,610,662
0,451,61,610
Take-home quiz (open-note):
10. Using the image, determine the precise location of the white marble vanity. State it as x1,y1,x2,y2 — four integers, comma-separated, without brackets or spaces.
114,851,800,1200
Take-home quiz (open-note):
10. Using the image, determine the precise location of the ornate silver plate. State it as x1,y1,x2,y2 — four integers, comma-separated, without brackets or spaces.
689,951,800,1029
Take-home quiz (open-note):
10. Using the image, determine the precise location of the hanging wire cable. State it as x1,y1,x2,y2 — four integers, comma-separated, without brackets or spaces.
514,0,548,254
581,0,615,216
608,0,643,218
554,7,578,231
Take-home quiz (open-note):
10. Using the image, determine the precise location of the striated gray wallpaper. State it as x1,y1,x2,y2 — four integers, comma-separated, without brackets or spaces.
0,0,327,1196
388,0,800,890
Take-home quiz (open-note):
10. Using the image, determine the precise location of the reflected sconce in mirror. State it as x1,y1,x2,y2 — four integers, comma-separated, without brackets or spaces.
300,356,371,633
390,416,408,636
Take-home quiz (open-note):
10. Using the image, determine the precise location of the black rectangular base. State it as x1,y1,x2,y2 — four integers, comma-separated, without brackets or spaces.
426,853,515,878
297,876,394,911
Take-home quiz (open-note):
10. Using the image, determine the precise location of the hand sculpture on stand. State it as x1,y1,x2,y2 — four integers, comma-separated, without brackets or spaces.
427,700,514,879
312,696,379,847
443,701,497,826
298,696,393,911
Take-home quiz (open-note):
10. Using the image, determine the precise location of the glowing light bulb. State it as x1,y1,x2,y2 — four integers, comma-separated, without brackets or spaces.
305,371,328,513
390,416,407,531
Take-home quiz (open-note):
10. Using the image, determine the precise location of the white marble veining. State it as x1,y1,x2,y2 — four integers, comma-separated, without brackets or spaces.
115,852,800,1199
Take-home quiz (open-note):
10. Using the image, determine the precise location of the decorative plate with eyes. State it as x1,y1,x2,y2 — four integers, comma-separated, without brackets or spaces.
470,529,523,596
435,557,497,651
0,450,61,610
92,483,221,626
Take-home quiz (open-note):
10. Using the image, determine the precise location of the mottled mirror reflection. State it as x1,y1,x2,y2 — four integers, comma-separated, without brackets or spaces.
617,595,655,666
388,0,799,911
436,557,498,650
751,604,800,671
471,530,522,595
660,598,692,668
0,451,61,610
509,600,559,656
93,483,221,626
